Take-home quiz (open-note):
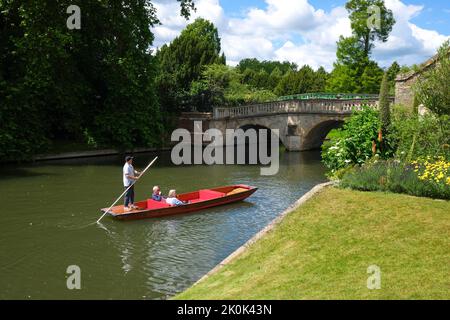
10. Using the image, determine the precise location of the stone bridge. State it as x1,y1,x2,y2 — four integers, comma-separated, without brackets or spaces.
210,94,383,151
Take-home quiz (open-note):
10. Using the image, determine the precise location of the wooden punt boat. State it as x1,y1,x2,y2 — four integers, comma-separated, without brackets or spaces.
100,184,258,220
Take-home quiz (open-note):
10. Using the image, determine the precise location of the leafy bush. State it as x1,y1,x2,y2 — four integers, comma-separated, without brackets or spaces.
340,158,450,200
414,40,450,116
390,110,450,161
322,106,393,172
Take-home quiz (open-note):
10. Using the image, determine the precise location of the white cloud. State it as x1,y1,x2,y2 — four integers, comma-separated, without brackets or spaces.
152,0,449,71
372,0,449,67
152,0,225,49
222,35,274,66
273,6,352,70
228,0,324,36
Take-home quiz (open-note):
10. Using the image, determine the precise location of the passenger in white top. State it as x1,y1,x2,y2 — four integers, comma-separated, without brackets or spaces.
123,156,141,211
166,189,187,206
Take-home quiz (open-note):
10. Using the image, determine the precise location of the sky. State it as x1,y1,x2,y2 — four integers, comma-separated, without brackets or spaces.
151,0,450,71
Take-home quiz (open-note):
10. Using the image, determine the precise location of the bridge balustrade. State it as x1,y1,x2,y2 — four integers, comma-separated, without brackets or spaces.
213,98,381,120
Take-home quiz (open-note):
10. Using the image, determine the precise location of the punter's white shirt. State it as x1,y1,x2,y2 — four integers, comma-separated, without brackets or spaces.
123,163,134,187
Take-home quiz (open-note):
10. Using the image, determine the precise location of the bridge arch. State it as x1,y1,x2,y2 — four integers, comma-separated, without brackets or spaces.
301,119,344,150
235,119,289,150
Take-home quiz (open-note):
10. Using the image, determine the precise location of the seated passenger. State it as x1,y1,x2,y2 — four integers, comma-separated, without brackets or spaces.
166,189,187,206
152,186,165,202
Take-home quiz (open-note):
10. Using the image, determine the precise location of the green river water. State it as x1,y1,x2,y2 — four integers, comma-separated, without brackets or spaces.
0,150,326,299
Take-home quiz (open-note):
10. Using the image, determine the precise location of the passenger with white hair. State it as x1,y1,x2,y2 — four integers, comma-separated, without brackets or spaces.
166,189,186,206
151,186,165,202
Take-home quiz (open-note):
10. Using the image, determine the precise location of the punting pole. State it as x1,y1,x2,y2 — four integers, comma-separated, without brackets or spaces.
96,156,158,224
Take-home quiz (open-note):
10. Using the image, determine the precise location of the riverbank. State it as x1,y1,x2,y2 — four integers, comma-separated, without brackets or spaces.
33,147,171,161
175,187,450,299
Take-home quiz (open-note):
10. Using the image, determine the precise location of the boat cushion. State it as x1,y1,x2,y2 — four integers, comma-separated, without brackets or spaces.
227,188,248,196
146,199,171,209
198,189,225,201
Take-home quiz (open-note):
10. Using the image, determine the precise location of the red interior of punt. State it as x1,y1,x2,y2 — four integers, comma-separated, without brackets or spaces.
146,189,226,209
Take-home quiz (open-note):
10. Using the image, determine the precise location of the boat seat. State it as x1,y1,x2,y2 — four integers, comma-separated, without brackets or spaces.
146,199,171,209
198,189,225,201
227,188,248,196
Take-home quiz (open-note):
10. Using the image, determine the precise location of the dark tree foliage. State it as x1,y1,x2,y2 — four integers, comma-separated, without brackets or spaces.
379,72,391,132
386,61,400,82
156,18,225,114
236,58,298,92
237,58,297,75
232,58,327,97
274,65,328,96
0,0,195,161
386,61,400,94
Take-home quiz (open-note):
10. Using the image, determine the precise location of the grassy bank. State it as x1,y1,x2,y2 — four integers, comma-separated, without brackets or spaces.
175,187,449,299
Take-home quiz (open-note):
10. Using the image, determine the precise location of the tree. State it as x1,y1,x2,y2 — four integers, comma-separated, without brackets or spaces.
326,64,358,93
414,40,450,116
189,64,234,110
311,67,329,92
192,64,277,108
386,61,400,94
345,0,395,56
327,0,395,94
156,18,225,113
360,60,384,93
0,0,195,161
254,69,270,89
266,67,281,88
274,65,318,96
237,58,297,75
274,71,297,96
379,72,391,133
386,61,400,82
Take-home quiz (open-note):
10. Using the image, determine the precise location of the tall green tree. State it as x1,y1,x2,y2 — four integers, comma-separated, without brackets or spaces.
360,60,384,93
156,18,225,113
327,0,395,94
268,67,283,89
379,72,391,132
386,61,400,94
275,65,326,96
345,0,395,56
311,66,329,92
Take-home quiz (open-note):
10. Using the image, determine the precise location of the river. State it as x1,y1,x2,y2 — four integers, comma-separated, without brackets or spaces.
0,150,326,299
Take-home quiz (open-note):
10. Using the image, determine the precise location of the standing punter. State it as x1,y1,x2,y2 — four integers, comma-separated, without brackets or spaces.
123,156,141,211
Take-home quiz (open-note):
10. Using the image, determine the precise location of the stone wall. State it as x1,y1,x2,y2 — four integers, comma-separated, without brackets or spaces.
178,112,212,132
394,72,418,109
394,50,443,110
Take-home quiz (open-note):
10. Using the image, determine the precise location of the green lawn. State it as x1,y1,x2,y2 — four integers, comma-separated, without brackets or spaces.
175,187,450,299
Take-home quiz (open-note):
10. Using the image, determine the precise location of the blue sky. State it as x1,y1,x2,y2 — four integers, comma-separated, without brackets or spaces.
221,0,449,34
153,0,450,70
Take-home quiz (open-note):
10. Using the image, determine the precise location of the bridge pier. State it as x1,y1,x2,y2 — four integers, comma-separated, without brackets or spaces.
284,135,302,151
